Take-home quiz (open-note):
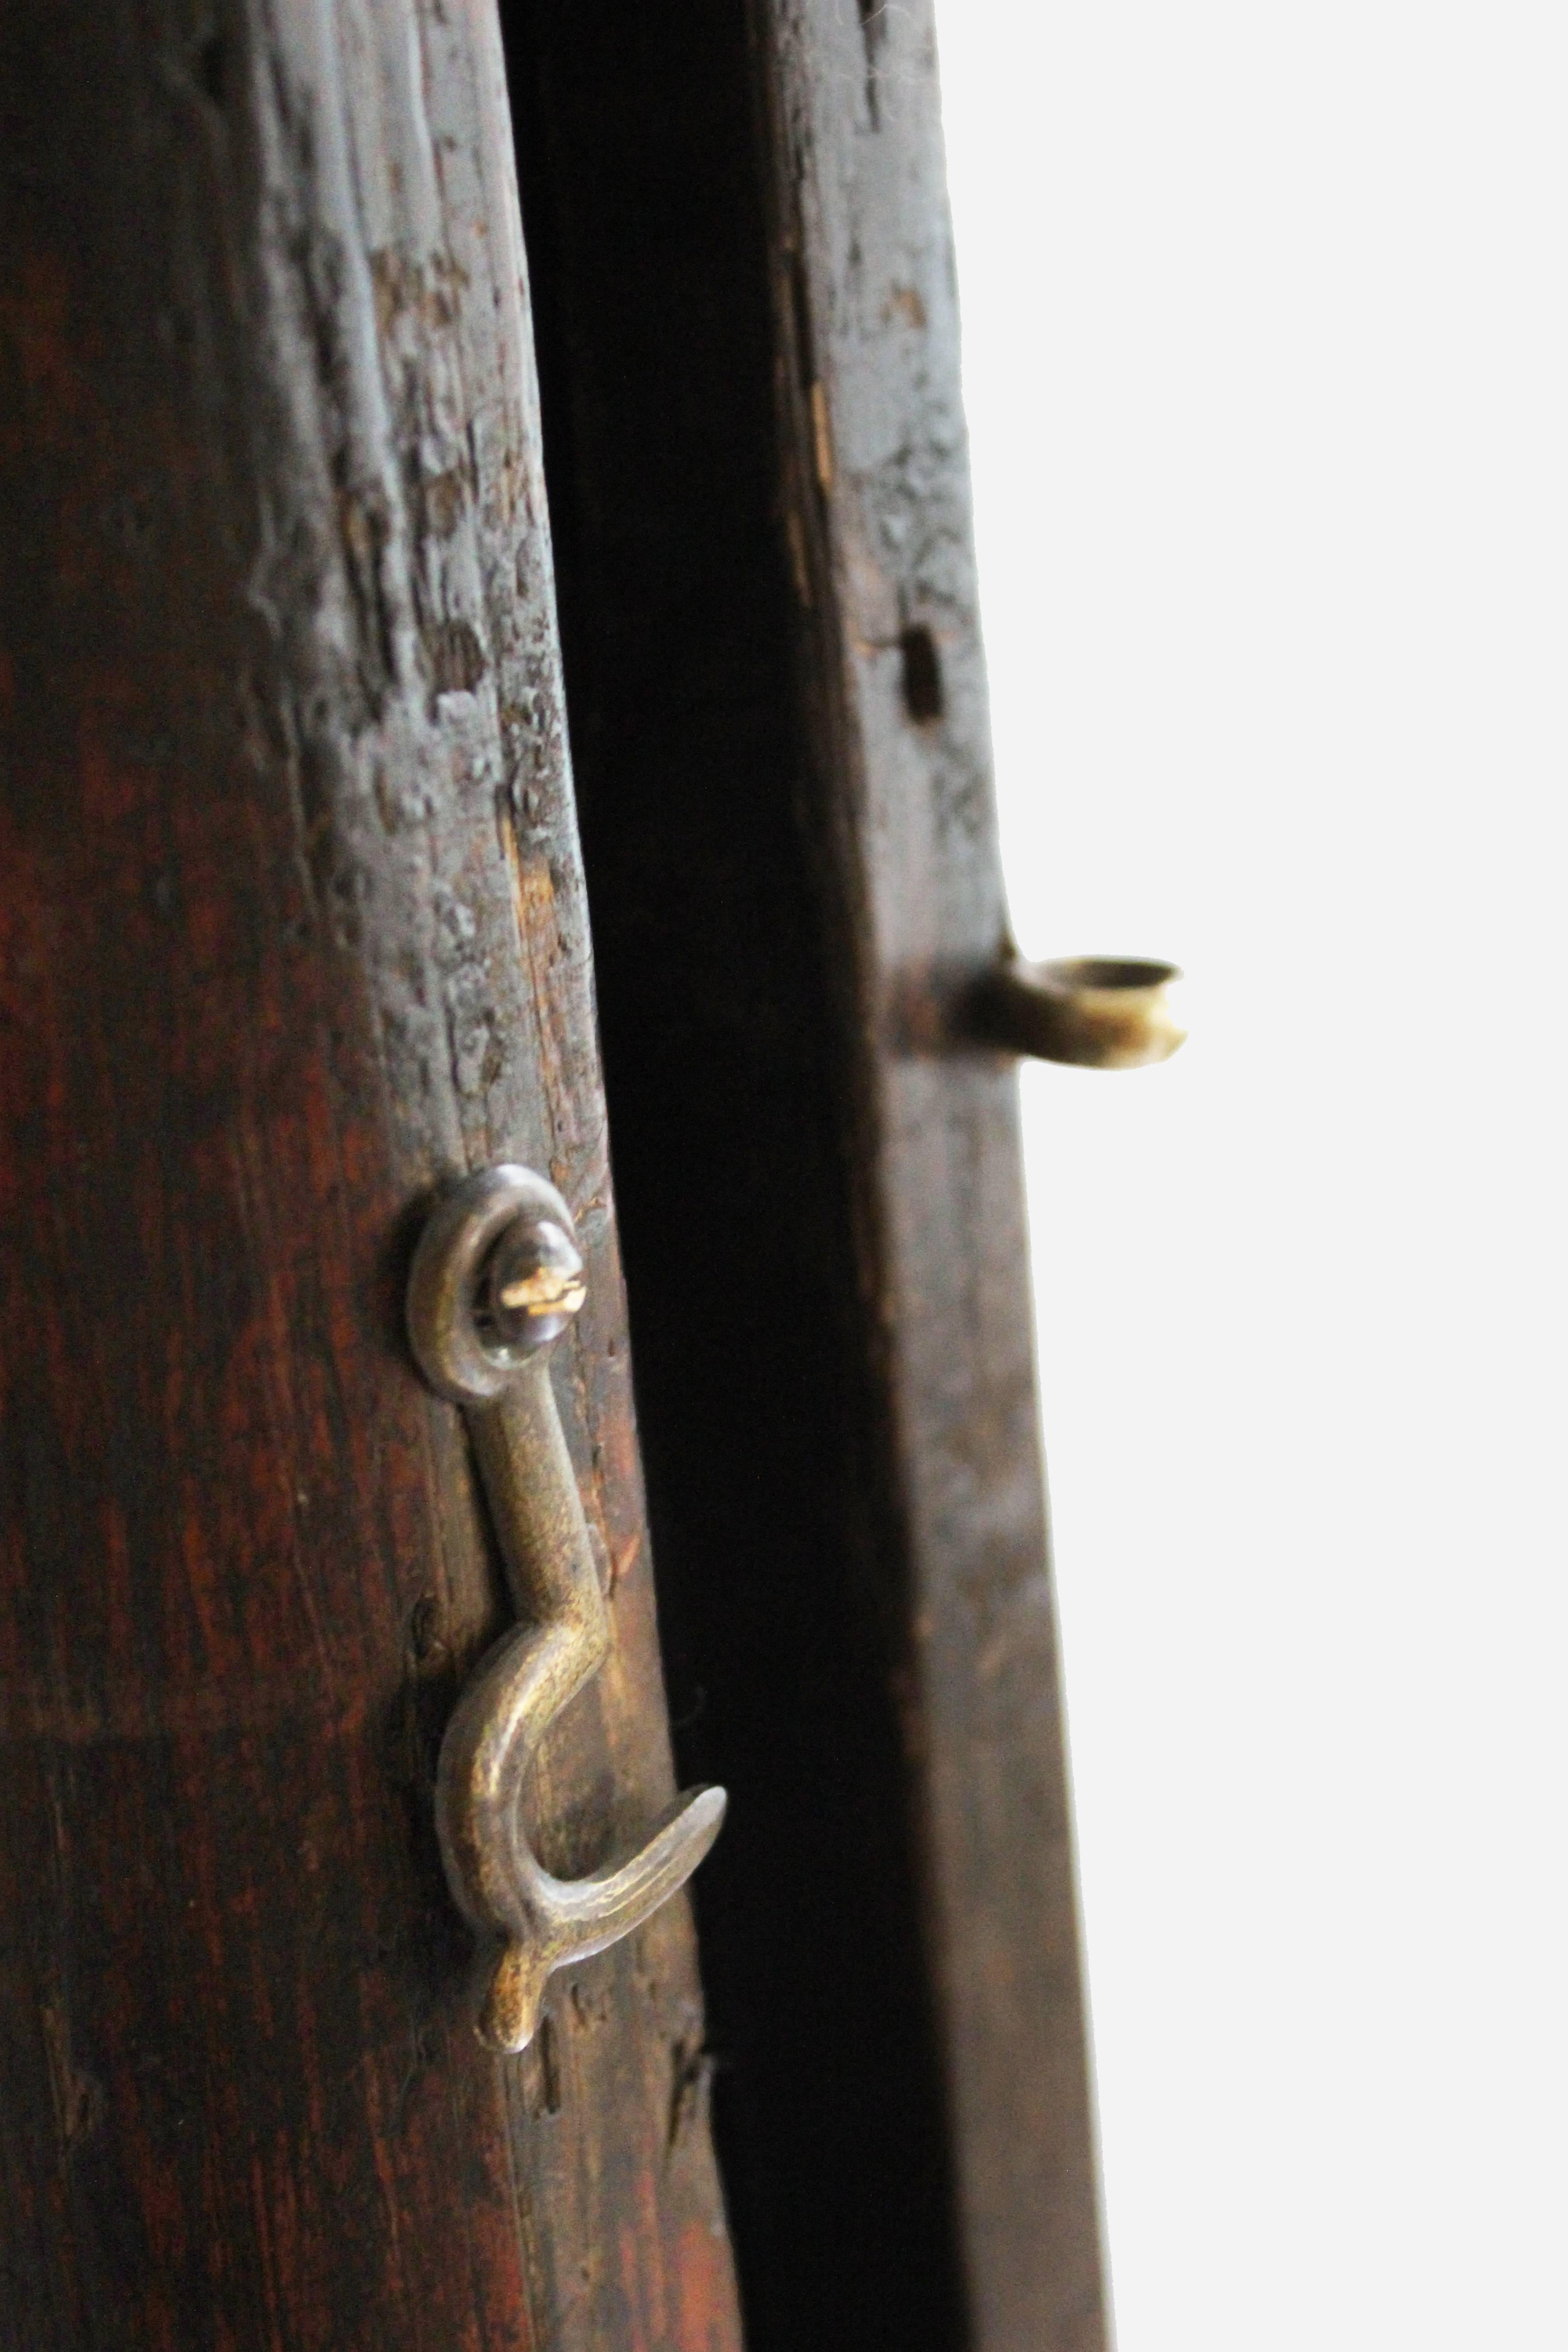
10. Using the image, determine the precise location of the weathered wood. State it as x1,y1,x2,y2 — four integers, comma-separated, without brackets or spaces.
497,3,1107,2347
757,8,1110,2343
0,4,740,2346
497,6,971,2346
500,1,1108,2344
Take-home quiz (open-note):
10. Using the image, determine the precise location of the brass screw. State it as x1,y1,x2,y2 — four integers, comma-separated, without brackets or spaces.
486,1215,587,1348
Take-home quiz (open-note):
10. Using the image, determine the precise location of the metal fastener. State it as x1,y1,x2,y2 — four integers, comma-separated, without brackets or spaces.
407,1164,725,2052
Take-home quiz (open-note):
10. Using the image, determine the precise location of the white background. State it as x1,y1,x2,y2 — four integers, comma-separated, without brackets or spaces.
932,2,1568,2345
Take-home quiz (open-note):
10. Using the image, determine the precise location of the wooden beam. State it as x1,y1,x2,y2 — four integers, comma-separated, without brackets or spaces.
0,4,740,2343
757,6,1112,2341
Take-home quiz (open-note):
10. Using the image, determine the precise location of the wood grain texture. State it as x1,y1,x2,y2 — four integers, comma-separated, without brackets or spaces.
497,8,971,2347
0,3,740,2347
493,2,1109,2342
755,4,1112,2345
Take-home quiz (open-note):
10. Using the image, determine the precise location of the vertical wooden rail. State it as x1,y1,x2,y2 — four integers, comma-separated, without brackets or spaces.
0,4,741,2346
756,5,1112,2343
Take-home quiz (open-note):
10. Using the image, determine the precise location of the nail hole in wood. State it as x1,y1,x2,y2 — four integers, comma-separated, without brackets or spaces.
900,625,943,723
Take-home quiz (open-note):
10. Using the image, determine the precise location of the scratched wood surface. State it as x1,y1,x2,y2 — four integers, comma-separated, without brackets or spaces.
0,4,741,2347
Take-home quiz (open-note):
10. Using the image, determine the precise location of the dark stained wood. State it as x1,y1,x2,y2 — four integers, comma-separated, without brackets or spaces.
757,9,1112,2344
0,4,741,2347
497,7,970,2348
500,2,1109,2346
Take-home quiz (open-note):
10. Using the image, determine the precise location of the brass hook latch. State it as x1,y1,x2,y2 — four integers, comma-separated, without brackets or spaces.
407,1164,726,2052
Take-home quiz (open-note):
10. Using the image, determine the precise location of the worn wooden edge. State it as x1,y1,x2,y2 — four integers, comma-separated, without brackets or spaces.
751,3,1113,2344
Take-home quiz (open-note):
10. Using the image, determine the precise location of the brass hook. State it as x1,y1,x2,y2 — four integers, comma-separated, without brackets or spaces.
407,1164,726,2052
979,954,1187,1068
